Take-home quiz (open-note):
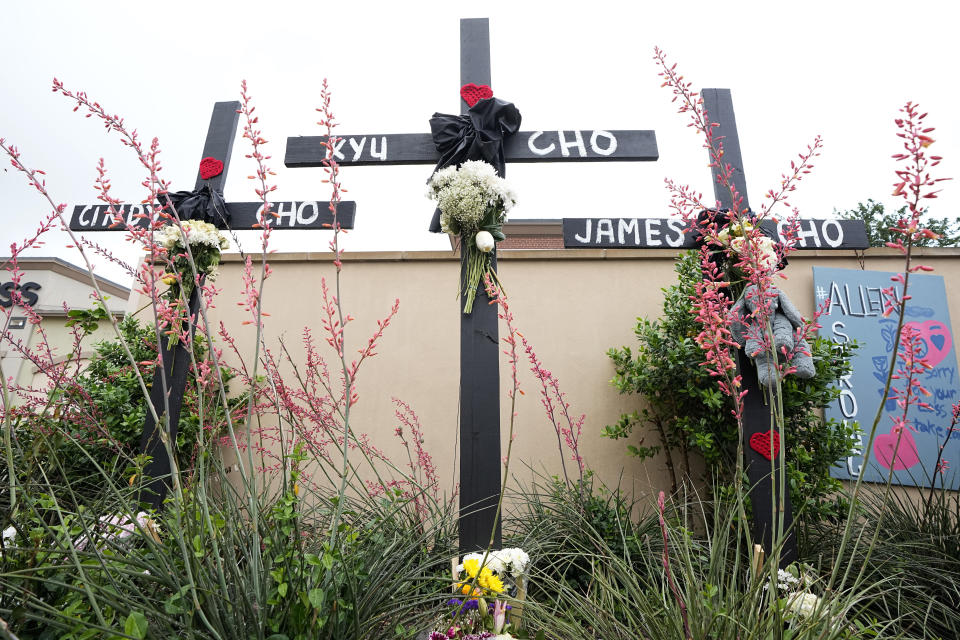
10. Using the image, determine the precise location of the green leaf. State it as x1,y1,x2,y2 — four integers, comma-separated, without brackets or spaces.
277,582,288,598
308,588,326,609
124,611,148,639
164,586,189,614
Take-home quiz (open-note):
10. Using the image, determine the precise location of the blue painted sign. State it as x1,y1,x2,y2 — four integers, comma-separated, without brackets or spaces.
814,267,959,489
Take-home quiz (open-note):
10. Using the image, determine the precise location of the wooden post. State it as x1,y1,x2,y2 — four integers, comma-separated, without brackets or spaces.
282,17,659,552
702,88,797,567
138,102,240,509
69,101,357,510
458,17,502,553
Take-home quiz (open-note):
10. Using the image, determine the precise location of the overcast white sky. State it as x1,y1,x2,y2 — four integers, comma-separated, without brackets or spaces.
1,0,956,286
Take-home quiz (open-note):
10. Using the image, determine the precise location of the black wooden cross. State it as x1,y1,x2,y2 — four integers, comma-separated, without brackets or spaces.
68,101,356,509
284,18,659,552
563,89,868,567
701,88,798,566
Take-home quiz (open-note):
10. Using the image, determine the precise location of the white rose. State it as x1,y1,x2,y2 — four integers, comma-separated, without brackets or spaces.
475,230,496,253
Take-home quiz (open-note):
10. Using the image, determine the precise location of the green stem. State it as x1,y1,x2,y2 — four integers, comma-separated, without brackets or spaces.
462,244,488,314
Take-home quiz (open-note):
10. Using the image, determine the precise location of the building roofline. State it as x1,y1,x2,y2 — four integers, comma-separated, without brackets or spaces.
0,257,131,299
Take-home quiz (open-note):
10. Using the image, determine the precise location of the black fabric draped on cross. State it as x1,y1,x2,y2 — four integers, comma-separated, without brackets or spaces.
163,184,231,228
427,97,521,233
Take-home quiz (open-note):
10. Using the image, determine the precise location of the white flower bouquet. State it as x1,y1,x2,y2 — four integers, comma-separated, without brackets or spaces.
712,219,780,277
427,160,516,313
154,219,229,302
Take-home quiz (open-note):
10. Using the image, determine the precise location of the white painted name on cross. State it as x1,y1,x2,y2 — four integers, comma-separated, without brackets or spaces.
270,201,323,226
328,136,389,162
75,204,150,229
527,130,618,157
69,200,355,232
562,218,866,250
574,217,686,246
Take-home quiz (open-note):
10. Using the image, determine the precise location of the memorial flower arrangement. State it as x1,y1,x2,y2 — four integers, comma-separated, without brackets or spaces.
427,160,516,313
764,565,838,629
711,218,780,280
429,548,530,639
74,511,162,551
457,547,530,582
155,219,229,299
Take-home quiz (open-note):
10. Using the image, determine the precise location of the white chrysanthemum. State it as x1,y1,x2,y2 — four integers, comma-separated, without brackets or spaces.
427,165,458,197
787,592,823,618
156,220,228,252
183,220,226,250
155,225,181,250
499,547,530,577
460,551,507,576
458,159,498,182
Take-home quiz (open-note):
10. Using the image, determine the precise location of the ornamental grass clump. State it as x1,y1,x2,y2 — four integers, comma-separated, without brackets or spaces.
0,79,460,640
427,160,516,313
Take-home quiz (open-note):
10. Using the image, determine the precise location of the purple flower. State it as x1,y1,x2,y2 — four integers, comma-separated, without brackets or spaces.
446,597,479,613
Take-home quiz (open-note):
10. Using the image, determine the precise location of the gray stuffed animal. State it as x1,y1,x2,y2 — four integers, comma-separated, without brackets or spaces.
729,285,816,386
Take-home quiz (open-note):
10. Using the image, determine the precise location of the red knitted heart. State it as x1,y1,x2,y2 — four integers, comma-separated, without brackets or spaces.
460,83,493,107
199,157,224,180
749,430,781,461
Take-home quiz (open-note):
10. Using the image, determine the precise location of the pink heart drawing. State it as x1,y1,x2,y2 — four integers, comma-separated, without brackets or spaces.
905,320,953,368
874,427,920,471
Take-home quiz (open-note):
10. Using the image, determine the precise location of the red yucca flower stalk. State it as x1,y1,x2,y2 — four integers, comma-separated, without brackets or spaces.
828,102,950,594
654,49,824,418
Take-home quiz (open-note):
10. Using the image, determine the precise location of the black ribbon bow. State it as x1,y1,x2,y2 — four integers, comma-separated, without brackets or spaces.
163,184,231,228
427,97,521,232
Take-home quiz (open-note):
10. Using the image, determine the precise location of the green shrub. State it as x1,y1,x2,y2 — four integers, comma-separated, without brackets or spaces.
604,250,859,528
4,316,236,506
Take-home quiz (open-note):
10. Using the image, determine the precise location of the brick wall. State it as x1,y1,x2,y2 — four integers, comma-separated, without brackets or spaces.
499,235,564,249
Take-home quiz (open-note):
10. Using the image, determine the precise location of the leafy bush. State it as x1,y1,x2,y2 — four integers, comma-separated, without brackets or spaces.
604,250,859,528
3,316,235,510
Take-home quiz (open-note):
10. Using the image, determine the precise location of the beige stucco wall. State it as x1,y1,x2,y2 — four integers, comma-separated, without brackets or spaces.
195,247,960,497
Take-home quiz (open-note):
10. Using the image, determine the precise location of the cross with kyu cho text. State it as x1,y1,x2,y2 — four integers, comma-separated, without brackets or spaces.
284,18,659,552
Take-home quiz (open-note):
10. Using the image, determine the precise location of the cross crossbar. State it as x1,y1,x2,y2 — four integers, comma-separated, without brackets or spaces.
284,130,658,167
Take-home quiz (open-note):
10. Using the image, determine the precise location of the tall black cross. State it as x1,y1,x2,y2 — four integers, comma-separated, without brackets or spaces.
704,88,797,565
285,18,659,552
560,89,870,566
69,101,356,509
